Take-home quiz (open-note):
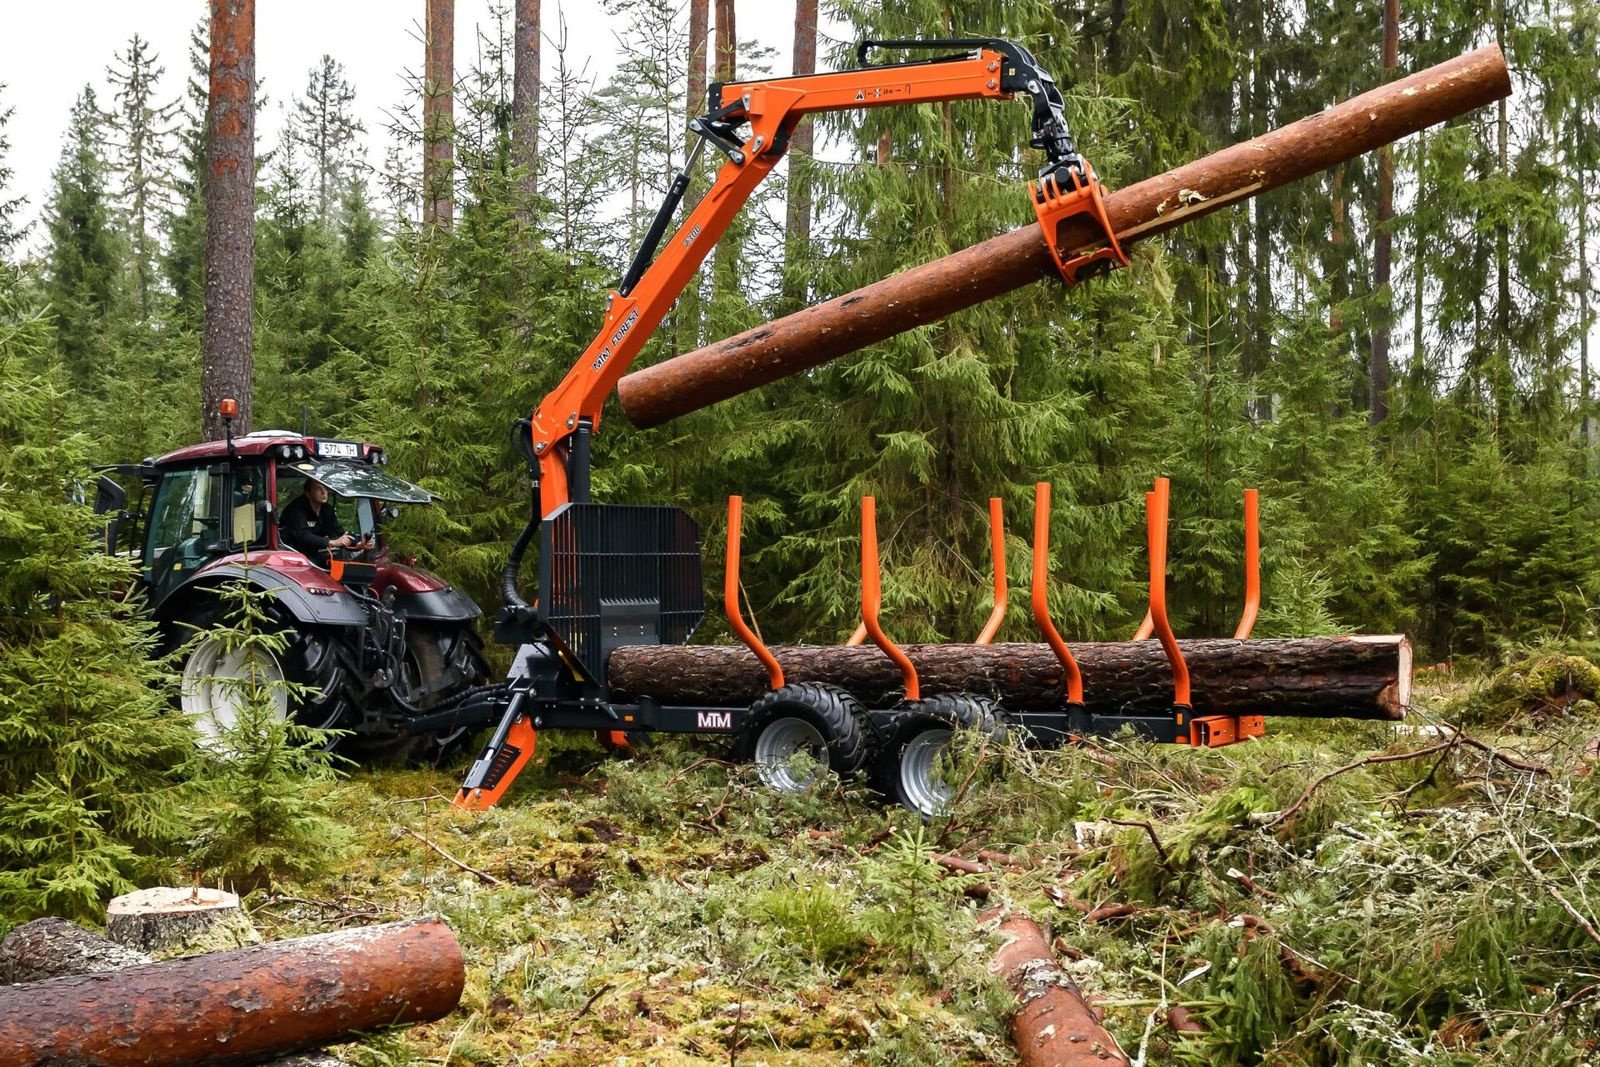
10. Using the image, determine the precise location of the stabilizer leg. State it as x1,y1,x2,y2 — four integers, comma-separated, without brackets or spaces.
452,690,539,811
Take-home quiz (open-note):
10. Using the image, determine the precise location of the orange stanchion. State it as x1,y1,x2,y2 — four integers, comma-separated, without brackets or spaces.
975,497,1009,644
860,497,920,700
725,496,784,690
1031,483,1084,705
1234,488,1260,640
847,622,867,645
1144,478,1192,726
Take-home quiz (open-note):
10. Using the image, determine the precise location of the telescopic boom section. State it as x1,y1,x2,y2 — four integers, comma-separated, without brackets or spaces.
524,40,1082,518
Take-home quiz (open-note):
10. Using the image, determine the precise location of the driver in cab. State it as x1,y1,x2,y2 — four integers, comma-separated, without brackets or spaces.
280,481,368,567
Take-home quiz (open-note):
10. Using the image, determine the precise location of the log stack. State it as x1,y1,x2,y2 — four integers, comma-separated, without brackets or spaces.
610,635,1411,722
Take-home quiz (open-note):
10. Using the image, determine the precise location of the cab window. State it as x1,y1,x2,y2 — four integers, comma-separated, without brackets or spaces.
144,467,221,581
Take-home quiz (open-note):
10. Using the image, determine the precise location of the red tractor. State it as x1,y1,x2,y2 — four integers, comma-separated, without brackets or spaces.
96,417,489,755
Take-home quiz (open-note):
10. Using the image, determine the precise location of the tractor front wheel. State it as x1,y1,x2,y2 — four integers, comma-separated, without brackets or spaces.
734,682,868,793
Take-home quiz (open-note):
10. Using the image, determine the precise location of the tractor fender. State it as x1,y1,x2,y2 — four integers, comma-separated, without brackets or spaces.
390,587,482,623
156,563,369,630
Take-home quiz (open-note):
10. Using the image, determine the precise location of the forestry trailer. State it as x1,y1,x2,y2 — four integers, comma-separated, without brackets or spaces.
96,415,489,756
421,34,1465,815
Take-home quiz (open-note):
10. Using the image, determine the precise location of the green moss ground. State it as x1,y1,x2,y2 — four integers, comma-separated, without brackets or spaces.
250,678,1600,1066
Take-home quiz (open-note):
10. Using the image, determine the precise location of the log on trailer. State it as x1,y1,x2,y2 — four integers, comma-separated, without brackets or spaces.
616,46,1510,428
0,917,463,1067
609,636,1411,721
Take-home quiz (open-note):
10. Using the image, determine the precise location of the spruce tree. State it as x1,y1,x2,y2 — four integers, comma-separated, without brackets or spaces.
185,580,349,889
0,83,25,261
43,87,125,390
103,34,181,321
0,294,197,926
292,56,365,225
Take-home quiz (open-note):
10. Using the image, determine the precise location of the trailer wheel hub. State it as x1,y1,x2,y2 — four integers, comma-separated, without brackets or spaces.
752,716,828,792
899,727,954,817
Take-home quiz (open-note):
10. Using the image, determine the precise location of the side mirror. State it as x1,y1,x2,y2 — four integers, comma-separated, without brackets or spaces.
93,475,127,516
256,500,276,518
382,506,400,522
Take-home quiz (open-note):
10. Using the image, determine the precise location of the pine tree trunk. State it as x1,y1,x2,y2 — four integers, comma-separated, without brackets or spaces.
679,0,710,345
201,0,255,441
709,0,738,310
423,0,455,228
608,636,1412,721
782,0,818,305
1581,146,1592,453
512,0,540,210
1369,0,1399,425
1492,0,1510,435
617,46,1511,428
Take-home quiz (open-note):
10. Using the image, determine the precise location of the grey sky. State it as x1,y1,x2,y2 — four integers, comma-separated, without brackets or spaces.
0,1,807,240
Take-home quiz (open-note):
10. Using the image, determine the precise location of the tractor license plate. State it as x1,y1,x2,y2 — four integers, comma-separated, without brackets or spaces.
316,440,361,458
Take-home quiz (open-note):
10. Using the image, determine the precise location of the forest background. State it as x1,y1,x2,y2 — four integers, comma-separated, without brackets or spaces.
1,0,1598,666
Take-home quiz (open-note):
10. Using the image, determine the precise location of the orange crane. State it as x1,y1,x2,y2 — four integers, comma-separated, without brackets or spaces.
444,38,1126,810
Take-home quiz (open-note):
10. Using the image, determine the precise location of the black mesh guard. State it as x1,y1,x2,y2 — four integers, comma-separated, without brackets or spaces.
537,503,704,685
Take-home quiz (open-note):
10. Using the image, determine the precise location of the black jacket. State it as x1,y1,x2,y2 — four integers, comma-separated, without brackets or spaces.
280,492,345,561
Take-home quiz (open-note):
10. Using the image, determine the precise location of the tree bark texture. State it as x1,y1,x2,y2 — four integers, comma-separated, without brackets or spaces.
616,45,1511,429
202,0,255,441
1369,0,1400,425
784,0,819,265
423,0,455,227
0,917,463,1067
609,636,1411,721
105,886,260,960
0,918,150,985
987,911,1127,1066
512,0,540,208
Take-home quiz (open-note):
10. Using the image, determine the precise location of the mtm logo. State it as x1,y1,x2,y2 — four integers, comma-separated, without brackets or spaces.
696,710,733,730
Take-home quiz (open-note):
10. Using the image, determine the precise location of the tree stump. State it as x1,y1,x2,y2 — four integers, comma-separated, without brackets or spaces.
0,917,150,984
105,886,260,960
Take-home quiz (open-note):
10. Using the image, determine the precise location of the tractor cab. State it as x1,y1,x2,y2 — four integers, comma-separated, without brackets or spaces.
101,419,488,750
134,431,434,608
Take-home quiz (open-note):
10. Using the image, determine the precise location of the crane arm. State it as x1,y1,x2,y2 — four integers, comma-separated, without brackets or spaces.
522,38,1094,520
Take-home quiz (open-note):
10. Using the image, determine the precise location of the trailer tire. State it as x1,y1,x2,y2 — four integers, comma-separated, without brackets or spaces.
870,694,1005,818
734,682,868,792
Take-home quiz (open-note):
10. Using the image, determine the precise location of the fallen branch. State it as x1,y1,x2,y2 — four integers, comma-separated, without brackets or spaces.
1107,819,1171,868
403,827,505,887
1262,739,1458,830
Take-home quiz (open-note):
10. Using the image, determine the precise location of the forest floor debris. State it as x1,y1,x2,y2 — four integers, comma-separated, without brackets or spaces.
243,677,1599,1065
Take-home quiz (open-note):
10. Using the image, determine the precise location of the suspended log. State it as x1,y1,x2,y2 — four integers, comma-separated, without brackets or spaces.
987,910,1128,1066
616,45,1510,428
0,917,463,1067
608,636,1411,721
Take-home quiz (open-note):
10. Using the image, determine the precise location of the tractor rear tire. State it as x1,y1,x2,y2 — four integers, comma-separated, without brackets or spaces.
176,600,355,746
362,624,491,766
869,694,1005,818
734,682,868,792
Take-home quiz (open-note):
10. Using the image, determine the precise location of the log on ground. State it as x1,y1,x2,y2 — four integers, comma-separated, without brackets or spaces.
608,636,1411,721
0,916,463,1067
986,909,1128,1066
616,46,1510,428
